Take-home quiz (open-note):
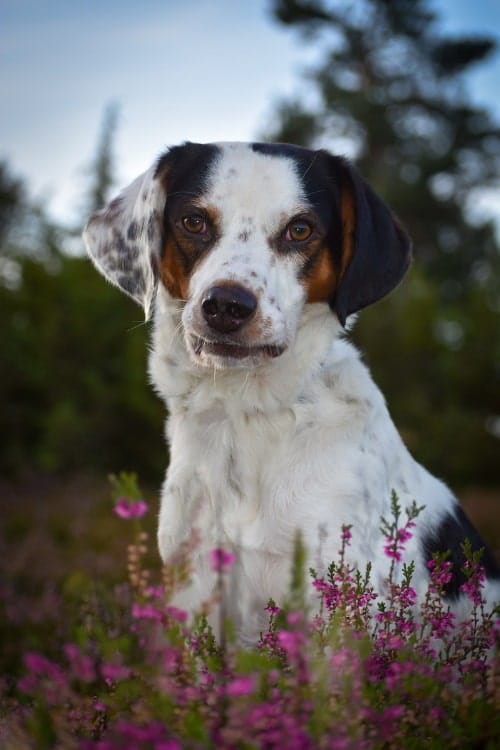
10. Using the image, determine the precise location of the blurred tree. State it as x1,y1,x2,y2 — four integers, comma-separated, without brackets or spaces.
266,0,500,485
0,161,25,248
85,101,120,215
0,127,165,481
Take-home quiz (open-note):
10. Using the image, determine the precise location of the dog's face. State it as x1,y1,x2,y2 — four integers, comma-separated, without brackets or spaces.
84,142,411,370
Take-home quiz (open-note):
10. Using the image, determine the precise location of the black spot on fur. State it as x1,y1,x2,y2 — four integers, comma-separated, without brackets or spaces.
127,221,139,241
106,196,123,218
147,213,158,243
118,270,144,297
422,505,500,600
238,230,251,242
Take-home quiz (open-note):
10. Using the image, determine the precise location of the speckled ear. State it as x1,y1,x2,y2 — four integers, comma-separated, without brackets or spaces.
83,164,165,319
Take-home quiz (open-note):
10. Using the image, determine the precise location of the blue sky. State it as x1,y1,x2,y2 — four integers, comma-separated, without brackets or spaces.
1,0,499,225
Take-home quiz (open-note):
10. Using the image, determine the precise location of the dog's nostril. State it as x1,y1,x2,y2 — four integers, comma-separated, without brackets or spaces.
201,285,257,332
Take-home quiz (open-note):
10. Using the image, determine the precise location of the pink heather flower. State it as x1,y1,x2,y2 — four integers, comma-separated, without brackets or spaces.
330,646,355,671
23,651,67,687
460,563,486,607
427,559,454,588
265,602,281,617
398,585,417,608
384,520,415,562
209,547,236,573
132,602,162,621
101,663,131,683
144,585,165,600
429,610,456,639
114,497,149,519
287,611,303,626
226,676,255,697
165,605,188,623
64,643,96,683
277,629,304,659
397,526,414,544
341,526,352,543
384,541,402,562
24,652,51,675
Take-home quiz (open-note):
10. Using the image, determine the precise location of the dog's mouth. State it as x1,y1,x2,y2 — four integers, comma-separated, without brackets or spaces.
190,336,286,361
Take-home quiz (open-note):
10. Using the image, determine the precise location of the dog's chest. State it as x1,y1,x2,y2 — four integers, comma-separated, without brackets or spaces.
172,397,299,548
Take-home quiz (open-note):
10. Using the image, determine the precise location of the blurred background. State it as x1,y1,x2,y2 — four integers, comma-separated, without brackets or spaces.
1,0,499,577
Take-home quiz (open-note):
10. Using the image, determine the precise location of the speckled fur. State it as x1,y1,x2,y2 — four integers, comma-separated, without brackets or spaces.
84,142,499,645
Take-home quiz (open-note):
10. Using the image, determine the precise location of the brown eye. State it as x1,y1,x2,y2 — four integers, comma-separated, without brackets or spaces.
285,221,313,242
182,215,207,234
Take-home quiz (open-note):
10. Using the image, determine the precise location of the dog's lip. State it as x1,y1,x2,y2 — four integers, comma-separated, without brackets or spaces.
191,336,286,360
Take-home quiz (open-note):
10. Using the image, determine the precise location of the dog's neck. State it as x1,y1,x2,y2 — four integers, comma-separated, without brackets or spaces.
149,286,347,416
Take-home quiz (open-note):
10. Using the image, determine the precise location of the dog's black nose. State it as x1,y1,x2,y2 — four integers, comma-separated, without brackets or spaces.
201,285,257,333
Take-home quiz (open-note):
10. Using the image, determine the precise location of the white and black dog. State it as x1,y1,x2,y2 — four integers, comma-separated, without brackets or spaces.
84,141,499,644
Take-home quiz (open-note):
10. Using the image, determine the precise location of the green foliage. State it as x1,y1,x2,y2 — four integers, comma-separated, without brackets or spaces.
0,250,164,478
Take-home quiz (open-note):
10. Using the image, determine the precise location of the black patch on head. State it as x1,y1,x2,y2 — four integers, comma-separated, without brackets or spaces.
155,142,219,201
252,142,341,240
155,142,220,259
238,230,250,242
422,505,500,600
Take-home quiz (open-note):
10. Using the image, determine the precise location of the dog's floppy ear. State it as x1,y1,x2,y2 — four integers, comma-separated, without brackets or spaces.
331,157,412,327
83,164,165,319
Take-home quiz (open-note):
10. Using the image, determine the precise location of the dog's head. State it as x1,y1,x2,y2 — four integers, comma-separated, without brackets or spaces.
84,141,411,369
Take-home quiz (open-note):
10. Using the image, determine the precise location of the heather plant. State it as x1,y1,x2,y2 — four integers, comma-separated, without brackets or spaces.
2,474,499,749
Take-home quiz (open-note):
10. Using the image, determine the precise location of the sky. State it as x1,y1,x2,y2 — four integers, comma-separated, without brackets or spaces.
1,0,500,227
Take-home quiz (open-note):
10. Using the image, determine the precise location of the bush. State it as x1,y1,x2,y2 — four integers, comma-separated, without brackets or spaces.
1,476,498,749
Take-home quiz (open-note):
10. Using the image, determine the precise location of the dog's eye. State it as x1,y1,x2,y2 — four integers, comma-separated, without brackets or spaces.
285,221,313,242
182,215,207,234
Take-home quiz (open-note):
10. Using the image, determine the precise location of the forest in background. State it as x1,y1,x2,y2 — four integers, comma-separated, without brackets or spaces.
1,0,500,490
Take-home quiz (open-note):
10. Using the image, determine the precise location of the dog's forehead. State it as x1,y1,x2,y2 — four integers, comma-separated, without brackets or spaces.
161,141,333,229
205,142,306,224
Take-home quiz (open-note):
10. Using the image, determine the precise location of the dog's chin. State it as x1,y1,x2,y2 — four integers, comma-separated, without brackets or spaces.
188,335,286,370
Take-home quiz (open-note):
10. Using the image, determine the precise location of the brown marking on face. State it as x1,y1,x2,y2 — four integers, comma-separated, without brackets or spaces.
159,234,191,300
304,242,337,303
159,204,221,301
339,181,356,279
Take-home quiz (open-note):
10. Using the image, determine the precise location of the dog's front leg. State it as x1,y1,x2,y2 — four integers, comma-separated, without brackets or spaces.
157,465,205,563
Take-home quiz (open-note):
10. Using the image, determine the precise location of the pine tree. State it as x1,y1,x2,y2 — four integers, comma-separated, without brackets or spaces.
86,101,120,214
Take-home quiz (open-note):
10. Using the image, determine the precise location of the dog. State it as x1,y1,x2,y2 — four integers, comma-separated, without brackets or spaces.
84,141,499,644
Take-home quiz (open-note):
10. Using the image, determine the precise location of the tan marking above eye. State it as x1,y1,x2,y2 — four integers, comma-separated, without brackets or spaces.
182,215,207,234
285,220,313,242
